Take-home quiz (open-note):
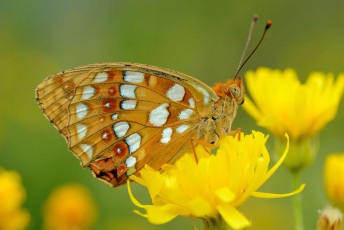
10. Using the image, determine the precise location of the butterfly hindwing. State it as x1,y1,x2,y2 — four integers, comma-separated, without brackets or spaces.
36,62,219,186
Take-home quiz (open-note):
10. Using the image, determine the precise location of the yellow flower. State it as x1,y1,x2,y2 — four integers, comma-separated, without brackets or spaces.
43,184,97,230
243,68,344,141
128,131,305,230
0,168,30,230
324,153,344,211
243,68,344,170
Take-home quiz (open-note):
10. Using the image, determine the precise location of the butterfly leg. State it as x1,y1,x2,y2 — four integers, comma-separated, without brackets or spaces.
228,127,242,141
190,138,214,164
190,138,199,164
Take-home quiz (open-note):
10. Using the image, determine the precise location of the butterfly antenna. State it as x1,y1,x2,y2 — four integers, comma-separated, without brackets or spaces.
234,19,272,79
235,15,258,78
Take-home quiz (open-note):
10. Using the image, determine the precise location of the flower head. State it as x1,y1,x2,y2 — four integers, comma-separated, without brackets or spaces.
43,184,97,230
317,205,343,230
243,68,344,171
243,68,344,141
324,153,344,211
128,131,304,229
0,168,30,230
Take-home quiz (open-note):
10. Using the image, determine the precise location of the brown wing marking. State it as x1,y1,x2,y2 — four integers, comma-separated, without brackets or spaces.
88,122,197,187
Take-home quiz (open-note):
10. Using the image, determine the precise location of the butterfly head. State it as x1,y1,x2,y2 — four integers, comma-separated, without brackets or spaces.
213,78,245,105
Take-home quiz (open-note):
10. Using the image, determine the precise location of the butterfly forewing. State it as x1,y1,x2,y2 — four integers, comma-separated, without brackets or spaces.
36,63,219,186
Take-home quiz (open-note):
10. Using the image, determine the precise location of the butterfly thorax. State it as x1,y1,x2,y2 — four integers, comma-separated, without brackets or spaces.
196,95,238,146
196,78,244,146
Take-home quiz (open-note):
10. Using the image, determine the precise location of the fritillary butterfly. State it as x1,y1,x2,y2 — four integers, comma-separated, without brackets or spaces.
36,17,271,187
35,62,244,186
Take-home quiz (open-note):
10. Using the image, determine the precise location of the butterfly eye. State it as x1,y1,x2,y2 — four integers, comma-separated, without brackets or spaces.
230,85,241,97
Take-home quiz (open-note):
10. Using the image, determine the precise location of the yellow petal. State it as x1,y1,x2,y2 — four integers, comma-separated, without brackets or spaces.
129,174,145,185
128,180,179,224
217,203,251,230
265,133,289,181
188,196,215,216
131,165,164,200
215,187,235,203
127,180,145,209
242,95,262,121
144,204,180,224
252,184,305,198
133,209,148,218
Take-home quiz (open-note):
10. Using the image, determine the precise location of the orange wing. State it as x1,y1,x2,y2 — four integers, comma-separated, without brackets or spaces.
36,62,219,186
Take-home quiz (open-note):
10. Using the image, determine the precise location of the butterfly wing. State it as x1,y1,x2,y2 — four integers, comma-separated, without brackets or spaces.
36,62,219,186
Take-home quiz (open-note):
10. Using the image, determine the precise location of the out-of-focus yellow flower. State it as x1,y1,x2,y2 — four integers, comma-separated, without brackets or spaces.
0,168,30,230
128,131,305,230
324,153,344,211
244,68,344,141
243,68,344,171
43,184,97,230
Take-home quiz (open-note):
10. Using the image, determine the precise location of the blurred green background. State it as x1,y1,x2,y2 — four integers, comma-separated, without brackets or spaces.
1,0,344,229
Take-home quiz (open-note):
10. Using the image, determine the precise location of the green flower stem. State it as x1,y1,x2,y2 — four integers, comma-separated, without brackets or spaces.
203,216,230,230
292,171,304,230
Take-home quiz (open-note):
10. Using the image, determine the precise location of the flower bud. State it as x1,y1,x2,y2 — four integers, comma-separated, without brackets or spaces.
274,137,318,172
317,205,343,230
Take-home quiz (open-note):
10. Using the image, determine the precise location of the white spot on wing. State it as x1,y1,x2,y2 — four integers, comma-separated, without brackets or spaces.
81,86,95,100
112,114,118,120
116,147,122,154
125,133,141,154
109,88,115,94
189,98,195,108
176,125,190,133
102,132,109,140
121,100,137,110
76,103,88,120
126,156,137,167
196,86,210,105
80,144,93,159
120,84,137,98
113,121,130,138
93,72,108,83
166,84,185,102
76,124,88,140
124,71,144,83
149,103,170,126
161,127,173,144
178,108,194,120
